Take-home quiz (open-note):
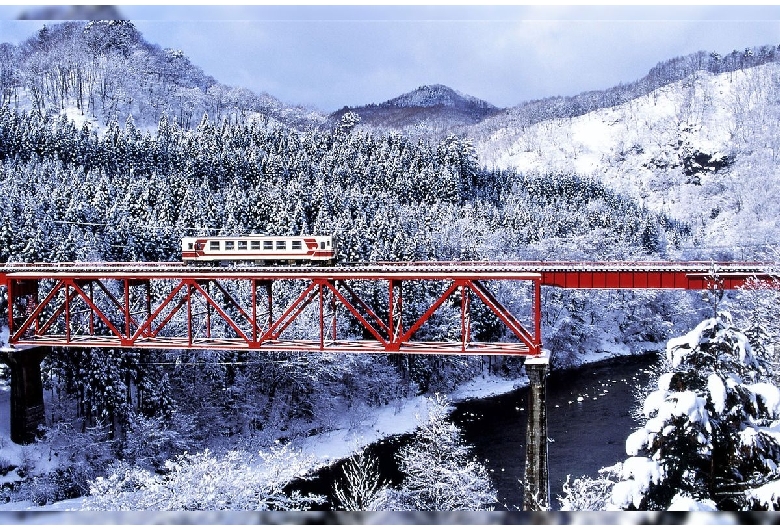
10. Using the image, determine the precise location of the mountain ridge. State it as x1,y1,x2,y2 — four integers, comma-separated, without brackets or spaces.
0,20,326,132
4,20,780,145
468,61,780,254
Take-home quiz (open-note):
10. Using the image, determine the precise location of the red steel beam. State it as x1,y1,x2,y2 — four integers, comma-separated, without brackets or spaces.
538,270,766,290
321,280,389,347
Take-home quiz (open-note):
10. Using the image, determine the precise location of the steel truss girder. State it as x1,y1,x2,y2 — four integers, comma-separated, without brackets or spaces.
3,275,542,356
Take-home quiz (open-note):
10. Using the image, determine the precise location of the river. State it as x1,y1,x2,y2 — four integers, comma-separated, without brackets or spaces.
293,351,660,510
453,351,659,509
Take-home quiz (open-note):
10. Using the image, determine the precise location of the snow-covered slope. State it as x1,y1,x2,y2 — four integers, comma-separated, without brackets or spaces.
472,64,780,256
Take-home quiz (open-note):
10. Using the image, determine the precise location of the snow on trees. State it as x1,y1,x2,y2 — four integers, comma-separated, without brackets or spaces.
384,394,497,511
0,87,700,506
332,448,389,511
1,19,754,510
557,464,624,511
734,272,780,385
607,312,780,511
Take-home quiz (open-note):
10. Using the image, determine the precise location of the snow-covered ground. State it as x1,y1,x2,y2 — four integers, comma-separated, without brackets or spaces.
295,370,529,469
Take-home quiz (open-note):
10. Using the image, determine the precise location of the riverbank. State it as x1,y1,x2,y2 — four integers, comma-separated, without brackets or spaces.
294,342,665,474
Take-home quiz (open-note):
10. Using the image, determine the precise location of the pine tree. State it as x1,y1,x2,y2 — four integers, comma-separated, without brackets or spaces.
609,312,780,510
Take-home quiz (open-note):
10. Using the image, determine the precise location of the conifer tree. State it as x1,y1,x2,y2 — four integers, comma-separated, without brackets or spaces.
609,312,780,510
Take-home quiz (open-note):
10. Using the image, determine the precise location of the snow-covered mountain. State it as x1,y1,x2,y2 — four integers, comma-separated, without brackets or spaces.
0,20,327,132
321,46,780,258
467,62,780,256
328,84,500,138
382,84,497,111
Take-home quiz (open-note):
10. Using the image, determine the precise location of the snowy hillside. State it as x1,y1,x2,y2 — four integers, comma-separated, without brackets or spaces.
2,21,780,515
472,63,780,256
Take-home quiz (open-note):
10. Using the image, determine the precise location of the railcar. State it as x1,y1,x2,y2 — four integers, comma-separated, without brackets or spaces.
182,235,336,266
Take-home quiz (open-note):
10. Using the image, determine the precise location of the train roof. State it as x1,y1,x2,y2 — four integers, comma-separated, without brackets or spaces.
182,234,331,239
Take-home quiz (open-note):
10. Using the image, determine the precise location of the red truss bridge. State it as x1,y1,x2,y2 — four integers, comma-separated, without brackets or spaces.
0,261,776,356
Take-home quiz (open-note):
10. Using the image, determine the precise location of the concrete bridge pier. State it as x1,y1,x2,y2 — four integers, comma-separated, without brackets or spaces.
523,353,550,511
0,347,48,444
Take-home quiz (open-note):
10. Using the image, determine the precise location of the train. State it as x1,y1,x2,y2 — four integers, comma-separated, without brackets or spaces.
182,235,336,266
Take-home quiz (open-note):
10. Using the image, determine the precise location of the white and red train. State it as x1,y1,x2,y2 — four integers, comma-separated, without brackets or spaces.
182,235,336,266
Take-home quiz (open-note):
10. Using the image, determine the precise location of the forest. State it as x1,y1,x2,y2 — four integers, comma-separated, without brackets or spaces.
0,20,319,132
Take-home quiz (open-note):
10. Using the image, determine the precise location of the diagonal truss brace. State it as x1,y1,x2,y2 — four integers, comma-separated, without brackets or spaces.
5,275,542,356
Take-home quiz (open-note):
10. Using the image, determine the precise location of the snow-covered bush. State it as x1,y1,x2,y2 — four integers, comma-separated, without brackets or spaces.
608,312,780,510
558,465,621,511
8,422,116,506
117,411,195,470
84,443,324,511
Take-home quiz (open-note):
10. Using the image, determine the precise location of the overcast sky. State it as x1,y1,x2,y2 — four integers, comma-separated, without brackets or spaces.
2,5,780,112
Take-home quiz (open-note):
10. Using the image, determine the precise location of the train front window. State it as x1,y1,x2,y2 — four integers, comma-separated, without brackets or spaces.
210,241,220,251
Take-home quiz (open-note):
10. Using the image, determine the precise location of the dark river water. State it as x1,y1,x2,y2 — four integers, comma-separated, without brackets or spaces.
293,352,660,510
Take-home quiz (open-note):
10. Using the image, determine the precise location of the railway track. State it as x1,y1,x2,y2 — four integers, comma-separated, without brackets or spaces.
0,260,775,274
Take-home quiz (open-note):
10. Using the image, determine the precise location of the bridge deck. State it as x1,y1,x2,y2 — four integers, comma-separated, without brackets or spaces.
0,261,774,288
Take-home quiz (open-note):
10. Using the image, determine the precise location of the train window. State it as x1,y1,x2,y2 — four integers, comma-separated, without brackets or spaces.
238,241,247,250
292,240,302,250
320,242,325,249
210,241,220,251
276,241,286,250
251,241,261,250
187,242,194,250
225,241,235,251
263,241,273,250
